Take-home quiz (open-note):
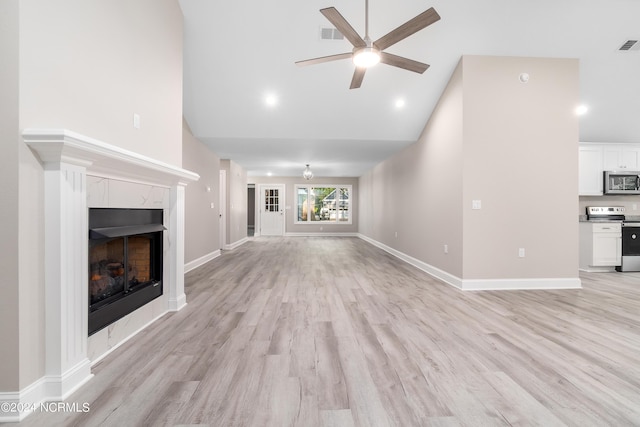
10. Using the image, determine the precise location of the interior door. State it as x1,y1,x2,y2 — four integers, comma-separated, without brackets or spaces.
260,185,285,236
219,170,226,248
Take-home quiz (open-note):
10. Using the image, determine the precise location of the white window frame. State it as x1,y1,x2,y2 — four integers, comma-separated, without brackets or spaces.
294,184,352,225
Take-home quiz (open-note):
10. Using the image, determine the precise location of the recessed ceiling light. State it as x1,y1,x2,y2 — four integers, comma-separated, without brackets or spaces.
267,172,273,177
395,98,406,109
575,105,588,116
265,94,278,107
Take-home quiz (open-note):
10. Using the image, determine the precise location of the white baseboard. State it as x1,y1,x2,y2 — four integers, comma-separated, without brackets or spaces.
224,237,249,250
357,233,582,291
168,294,187,312
579,267,616,273
0,360,94,422
184,250,221,273
461,278,582,290
284,232,359,237
357,233,463,289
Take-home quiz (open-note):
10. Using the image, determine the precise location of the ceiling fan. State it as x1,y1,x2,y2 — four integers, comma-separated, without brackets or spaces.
295,0,441,89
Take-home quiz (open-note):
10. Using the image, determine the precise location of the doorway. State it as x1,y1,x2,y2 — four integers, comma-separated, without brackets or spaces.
258,184,285,236
247,184,255,237
219,170,226,249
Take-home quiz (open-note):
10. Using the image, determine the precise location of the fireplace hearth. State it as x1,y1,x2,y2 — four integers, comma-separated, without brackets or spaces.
88,208,164,335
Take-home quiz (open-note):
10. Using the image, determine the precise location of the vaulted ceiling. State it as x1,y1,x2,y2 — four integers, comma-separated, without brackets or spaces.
179,0,640,177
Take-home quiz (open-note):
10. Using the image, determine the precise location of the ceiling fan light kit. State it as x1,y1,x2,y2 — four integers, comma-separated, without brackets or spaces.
353,45,381,68
296,0,440,88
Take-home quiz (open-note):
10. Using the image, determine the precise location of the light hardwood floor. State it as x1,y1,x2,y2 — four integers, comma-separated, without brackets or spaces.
10,237,640,426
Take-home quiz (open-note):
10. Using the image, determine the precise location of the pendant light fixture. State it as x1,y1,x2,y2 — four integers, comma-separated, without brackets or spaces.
303,164,314,180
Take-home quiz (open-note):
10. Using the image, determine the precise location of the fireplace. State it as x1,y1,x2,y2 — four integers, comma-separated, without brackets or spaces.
14,129,198,420
88,208,164,335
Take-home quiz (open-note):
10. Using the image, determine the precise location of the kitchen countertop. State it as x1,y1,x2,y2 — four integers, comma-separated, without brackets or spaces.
578,215,640,222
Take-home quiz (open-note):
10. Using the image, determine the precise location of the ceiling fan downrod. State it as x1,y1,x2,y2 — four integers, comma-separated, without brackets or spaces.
354,0,380,68
365,0,370,39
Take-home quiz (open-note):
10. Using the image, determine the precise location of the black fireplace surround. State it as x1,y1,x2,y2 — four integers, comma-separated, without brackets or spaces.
88,208,164,335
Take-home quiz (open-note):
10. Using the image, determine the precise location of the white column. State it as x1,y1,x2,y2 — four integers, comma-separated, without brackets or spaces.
167,182,187,311
42,161,93,398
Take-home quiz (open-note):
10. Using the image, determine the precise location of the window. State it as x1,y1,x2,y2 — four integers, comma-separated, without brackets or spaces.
295,185,352,224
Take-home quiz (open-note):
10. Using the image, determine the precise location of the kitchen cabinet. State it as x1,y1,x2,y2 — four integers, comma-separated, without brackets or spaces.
579,145,603,195
603,145,640,170
579,222,621,271
579,143,640,196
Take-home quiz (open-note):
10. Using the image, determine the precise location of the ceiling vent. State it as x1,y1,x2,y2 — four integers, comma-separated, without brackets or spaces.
619,39,639,51
320,27,344,41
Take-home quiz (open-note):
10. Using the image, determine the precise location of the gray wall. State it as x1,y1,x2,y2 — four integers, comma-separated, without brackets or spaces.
359,63,464,276
183,121,221,264
0,0,20,392
461,56,579,279
221,160,248,246
4,0,184,392
249,176,359,235
19,0,184,164
359,55,579,282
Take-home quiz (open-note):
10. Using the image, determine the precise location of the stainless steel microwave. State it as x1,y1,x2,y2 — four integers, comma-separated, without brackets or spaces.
604,171,640,194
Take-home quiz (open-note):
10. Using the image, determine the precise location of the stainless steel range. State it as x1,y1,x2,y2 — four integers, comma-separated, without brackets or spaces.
618,220,640,272
586,206,640,272
586,206,626,221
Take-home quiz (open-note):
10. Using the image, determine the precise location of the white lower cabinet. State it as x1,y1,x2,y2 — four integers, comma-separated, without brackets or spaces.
579,222,621,271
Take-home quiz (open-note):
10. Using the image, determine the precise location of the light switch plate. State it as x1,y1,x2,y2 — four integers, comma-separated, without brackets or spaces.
472,200,482,210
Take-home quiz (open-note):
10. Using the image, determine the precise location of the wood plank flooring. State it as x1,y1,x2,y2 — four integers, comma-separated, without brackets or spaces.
10,236,640,426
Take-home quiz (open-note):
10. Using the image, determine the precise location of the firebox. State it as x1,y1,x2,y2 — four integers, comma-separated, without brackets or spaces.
88,208,164,335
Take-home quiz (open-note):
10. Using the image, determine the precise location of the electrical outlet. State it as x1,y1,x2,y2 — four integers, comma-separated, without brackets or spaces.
133,113,141,129
395,231,398,238
444,244,448,254
518,248,525,258
320,226,323,231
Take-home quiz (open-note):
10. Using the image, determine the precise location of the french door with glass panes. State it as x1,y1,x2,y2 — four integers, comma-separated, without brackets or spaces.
259,184,285,236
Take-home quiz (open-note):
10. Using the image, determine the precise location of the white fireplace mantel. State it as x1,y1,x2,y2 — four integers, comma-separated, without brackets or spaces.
23,128,199,186
15,129,199,420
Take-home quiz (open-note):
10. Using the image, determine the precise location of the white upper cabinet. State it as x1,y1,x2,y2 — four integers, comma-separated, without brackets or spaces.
579,145,603,196
603,145,640,170
580,143,640,196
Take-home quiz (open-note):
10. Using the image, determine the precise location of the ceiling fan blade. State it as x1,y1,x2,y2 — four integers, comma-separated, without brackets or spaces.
320,7,366,48
380,52,430,74
374,7,440,51
295,52,352,67
350,67,366,89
